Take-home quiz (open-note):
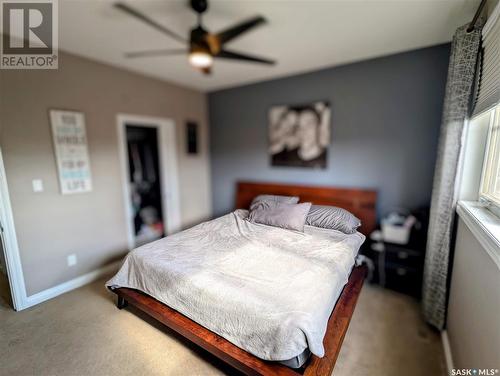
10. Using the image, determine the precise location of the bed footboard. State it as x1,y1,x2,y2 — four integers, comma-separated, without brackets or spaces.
111,265,367,376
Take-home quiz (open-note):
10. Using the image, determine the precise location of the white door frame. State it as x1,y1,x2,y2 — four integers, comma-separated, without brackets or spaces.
0,147,27,311
117,114,181,250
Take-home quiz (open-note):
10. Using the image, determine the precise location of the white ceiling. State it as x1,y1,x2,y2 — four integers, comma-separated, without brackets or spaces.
59,0,478,92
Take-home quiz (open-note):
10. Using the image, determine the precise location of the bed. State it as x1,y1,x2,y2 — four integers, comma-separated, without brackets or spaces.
108,181,377,375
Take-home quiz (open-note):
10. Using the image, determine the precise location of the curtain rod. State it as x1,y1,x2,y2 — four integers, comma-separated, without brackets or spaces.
467,0,488,32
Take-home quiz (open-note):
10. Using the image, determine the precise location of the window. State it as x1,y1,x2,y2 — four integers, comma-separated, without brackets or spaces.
471,2,500,117
480,105,500,209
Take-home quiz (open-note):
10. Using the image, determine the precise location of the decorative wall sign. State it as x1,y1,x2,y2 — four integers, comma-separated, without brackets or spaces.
269,101,331,169
186,121,198,155
49,110,92,194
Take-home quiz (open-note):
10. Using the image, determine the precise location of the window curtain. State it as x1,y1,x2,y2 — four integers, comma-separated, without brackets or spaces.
422,22,484,330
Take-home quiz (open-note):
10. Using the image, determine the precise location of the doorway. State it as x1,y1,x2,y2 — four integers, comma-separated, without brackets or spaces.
0,232,13,308
126,125,164,245
117,115,181,250
0,147,27,311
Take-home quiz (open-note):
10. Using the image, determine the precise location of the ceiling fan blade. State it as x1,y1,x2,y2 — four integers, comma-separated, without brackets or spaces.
215,16,266,45
114,2,186,44
124,49,186,58
216,49,275,65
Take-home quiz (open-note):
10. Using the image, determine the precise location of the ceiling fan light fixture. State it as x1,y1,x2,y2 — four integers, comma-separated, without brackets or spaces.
188,51,213,68
117,0,275,72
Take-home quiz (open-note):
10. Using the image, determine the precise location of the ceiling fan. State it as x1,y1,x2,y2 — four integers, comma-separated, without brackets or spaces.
114,0,276,75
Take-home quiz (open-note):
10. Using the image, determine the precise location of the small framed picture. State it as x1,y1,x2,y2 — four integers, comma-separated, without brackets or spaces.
186,121,198,155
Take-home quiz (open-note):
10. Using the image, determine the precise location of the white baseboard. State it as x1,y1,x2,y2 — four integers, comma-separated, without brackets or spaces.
441,330,454,374
22,261,121,309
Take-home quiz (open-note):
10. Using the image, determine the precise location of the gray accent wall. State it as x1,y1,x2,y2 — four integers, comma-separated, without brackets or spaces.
209,44,450,217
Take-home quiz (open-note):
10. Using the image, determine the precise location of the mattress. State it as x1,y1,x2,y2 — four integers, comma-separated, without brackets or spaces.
107,209,365,363
281,348,311,368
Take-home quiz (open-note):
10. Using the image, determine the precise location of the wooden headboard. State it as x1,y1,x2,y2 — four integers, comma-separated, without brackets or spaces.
235,181,377,236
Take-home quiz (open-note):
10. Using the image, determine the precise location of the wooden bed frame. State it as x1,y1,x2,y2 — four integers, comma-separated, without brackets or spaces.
112,181,377,376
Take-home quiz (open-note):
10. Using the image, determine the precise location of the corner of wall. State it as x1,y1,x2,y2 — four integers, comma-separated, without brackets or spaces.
441,330,455,374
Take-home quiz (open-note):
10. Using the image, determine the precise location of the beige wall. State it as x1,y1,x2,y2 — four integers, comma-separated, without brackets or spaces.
447,219,500,369
0,52,211,296
487,0,499,16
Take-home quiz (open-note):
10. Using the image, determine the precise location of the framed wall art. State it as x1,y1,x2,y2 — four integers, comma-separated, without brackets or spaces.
268,101,330,169
49,109,92,194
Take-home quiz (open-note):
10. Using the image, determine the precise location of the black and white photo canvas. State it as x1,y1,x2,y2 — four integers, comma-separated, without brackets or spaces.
269,101,331,168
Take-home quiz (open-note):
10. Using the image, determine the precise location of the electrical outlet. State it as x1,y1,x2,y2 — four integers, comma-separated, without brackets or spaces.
67,254,77,267
32,179,44,193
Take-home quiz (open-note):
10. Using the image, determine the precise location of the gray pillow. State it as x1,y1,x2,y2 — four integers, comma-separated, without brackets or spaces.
306,205,361,234
250,194,299,210
248,201,312,232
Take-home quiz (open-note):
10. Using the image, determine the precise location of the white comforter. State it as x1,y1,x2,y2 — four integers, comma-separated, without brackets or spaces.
106,210,365,361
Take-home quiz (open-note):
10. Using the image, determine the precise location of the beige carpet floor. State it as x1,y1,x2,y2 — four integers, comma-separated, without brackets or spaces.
0,275,446,376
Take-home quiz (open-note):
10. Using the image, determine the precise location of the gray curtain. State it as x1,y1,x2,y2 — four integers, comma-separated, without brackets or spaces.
422,22,483,330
